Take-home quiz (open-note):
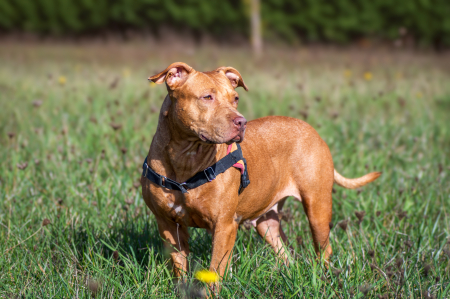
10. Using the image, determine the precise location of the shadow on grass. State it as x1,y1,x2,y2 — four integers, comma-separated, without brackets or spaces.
69,212,214,273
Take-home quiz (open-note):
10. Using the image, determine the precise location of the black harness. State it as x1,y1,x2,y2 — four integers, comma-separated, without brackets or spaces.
142,143,250,194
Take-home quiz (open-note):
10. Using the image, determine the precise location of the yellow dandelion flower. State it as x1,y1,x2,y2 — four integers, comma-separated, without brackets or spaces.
363,72,373,81
149,81,156,87
123,69,130,78
416,92,423,98
343,69,352,79
195,270,219,283
58,76,67,85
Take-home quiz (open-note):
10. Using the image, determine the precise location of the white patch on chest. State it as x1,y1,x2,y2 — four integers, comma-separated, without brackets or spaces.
174,205,184,215
168,201,185,216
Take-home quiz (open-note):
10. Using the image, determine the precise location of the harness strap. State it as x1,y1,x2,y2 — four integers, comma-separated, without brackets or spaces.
142,143,250,194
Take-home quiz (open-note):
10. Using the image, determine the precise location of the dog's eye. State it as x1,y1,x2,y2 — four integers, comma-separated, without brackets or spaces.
235,96,239,102
204,95,212,100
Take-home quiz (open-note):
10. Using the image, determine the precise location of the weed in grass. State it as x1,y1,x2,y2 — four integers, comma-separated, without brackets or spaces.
404,239,413,249
16,162,28,170
113,250,119,262
355,210,366,224
423,264,432,277
332,268,342,278
32,100,43,108
110,123,122,131
422,291,436,299
338,220,348,231
398,210,408,220
359,283,371,296
88,279,100,297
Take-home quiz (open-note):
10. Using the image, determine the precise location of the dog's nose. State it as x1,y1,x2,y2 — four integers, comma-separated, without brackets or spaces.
233,116,247,129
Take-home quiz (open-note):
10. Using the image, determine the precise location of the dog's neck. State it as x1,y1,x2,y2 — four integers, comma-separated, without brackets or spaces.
149,95,227,183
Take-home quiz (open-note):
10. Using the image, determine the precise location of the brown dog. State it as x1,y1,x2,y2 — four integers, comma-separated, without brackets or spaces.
141,62,381,279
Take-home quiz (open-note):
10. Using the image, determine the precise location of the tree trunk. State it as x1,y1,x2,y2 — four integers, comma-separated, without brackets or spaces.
250,0,262,56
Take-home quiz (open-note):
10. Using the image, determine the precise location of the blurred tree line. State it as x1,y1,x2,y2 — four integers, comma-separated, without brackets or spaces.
1,0,449,48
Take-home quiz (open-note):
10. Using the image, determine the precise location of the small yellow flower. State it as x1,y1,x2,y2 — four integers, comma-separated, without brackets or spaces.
149,81,156,87
416,92,423,98
58,76,67,85
123,69,130,77
343,69,352,79
363,72,373,81
195,270,219,283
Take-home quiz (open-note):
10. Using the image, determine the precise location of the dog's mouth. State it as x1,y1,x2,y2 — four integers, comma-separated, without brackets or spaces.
226,129,245,145
200,134,213,144
200,129,245,145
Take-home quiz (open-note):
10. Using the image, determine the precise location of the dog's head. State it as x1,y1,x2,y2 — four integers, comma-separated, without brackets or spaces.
149,62,248,144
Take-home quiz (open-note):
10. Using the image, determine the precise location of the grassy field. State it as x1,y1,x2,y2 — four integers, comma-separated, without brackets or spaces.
1,42,450,298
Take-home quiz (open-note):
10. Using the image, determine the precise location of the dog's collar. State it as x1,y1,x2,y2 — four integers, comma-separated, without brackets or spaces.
142,143,250,194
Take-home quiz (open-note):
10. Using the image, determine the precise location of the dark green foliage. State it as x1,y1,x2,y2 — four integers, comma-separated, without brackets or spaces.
262,0,450,47
1,0,450,46
0,0,449,47
0,0,247,36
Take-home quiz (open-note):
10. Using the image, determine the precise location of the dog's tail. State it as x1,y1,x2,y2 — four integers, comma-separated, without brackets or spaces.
334,169,381,189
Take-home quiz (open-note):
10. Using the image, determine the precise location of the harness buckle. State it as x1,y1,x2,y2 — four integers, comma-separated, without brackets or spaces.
144,164,149,177
159,176,166,187
180,182,189,194
204,167,216,182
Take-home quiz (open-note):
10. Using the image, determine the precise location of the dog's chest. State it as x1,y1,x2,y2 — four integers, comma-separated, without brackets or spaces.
151,188,212,229
151,191,186,219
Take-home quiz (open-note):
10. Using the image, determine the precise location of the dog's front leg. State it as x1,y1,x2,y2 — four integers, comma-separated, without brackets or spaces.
156,217,190,278
209,219,239,279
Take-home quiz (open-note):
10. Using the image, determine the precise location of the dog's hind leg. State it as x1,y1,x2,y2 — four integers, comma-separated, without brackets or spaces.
276,198,289,245
300,190,333,262
255,203,289,264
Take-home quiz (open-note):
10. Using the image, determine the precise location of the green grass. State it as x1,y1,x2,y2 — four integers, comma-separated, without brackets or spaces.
1,42,450,298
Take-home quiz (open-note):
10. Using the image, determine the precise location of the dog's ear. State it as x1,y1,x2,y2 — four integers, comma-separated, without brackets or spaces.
148,62,194,90
216,67,248,91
